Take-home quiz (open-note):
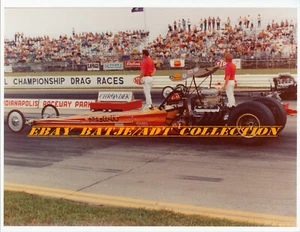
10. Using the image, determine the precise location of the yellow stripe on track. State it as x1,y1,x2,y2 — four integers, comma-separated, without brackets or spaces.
4,182,296,227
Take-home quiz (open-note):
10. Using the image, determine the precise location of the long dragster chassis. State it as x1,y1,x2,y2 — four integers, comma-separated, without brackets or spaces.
7,66,287,145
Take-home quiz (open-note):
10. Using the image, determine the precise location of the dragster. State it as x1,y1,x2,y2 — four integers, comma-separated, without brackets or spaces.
6,66,287,145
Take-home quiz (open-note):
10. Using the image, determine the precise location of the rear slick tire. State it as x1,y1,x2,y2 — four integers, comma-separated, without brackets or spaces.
253,97,287,133
228,101,276,145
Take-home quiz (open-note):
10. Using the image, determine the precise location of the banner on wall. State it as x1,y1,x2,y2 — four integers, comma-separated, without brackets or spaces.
215,59,241,69
124,60,142,69
232,59,241,69
39,99,94,109
170,59,185,68
4,76,127,88
103,62,124,71
97,91,133,102
87,63,100,71
4,65,13,73
4,98,39,108
215,60,227,69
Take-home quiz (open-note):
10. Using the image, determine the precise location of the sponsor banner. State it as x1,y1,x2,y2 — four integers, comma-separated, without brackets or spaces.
97,91,133,102
215,59,241,69
233,59,241,69
4,74,284,89
4,99,39,108
124,60,142,68
4,75,219,89
4,76,129,88
4,99,94,109
170,59,185,68
28,126,281,137
87,63,100,71
39,99,94,109
215,60,227,69
4,65,13,73
103,62,124,71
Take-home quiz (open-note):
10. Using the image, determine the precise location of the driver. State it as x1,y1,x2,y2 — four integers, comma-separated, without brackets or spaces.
222,52,236,108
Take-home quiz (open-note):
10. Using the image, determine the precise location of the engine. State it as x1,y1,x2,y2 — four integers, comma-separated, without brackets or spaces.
191,88,226,125
192,89,220,110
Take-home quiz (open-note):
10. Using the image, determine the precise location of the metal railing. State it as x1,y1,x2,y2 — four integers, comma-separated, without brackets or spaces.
7,58,297,73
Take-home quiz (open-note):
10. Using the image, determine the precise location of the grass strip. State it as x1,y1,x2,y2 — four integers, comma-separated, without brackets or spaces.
4,190,265,226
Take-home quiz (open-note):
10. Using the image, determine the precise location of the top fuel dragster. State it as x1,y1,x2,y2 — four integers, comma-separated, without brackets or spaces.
6,66,287,145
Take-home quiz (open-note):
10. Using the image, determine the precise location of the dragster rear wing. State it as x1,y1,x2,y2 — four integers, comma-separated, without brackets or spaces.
169,66,220,81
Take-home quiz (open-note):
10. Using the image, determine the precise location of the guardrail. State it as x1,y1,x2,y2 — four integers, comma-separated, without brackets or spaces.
5,57,298,72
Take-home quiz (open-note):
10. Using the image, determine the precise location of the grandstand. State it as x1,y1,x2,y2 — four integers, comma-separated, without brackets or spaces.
4,14,297,72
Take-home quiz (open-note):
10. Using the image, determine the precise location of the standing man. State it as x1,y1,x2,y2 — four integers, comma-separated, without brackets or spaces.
238,16,243,29
187,19,191,31
182,18,186,30
212,17,215,30
208,17,211,31
216,16,221,30
222,52,236,108
138,49,156,110
257,14,261,28
247,15,251,28
199,18,203,31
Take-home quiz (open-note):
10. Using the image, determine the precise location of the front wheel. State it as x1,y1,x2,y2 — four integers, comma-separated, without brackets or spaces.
7,110,26,133
41,104,59,119
228,101,276,145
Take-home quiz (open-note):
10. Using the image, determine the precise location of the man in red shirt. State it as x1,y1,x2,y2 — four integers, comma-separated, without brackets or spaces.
138,49,156,110
222,52,236,107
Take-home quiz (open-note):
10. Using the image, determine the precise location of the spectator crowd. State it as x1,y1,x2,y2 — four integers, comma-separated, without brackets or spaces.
149,15,297,68
4,14,297,68
4,30,150,66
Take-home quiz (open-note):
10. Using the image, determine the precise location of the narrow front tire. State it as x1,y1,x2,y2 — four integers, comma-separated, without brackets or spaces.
7,110,26,133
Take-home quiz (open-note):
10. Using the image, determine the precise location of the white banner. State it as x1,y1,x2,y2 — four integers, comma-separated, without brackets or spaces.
4,75,132,88
97,91,133,102
233,59,241,69
215,59,241,69
4,74,297,89
215,60,227,69
103,62,124,70
87,63,100,71
170,59,185,68
4,65,13,73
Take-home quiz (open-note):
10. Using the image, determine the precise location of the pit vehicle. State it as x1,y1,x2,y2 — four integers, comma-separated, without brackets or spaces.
270,73,297,100
6,66,287,145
